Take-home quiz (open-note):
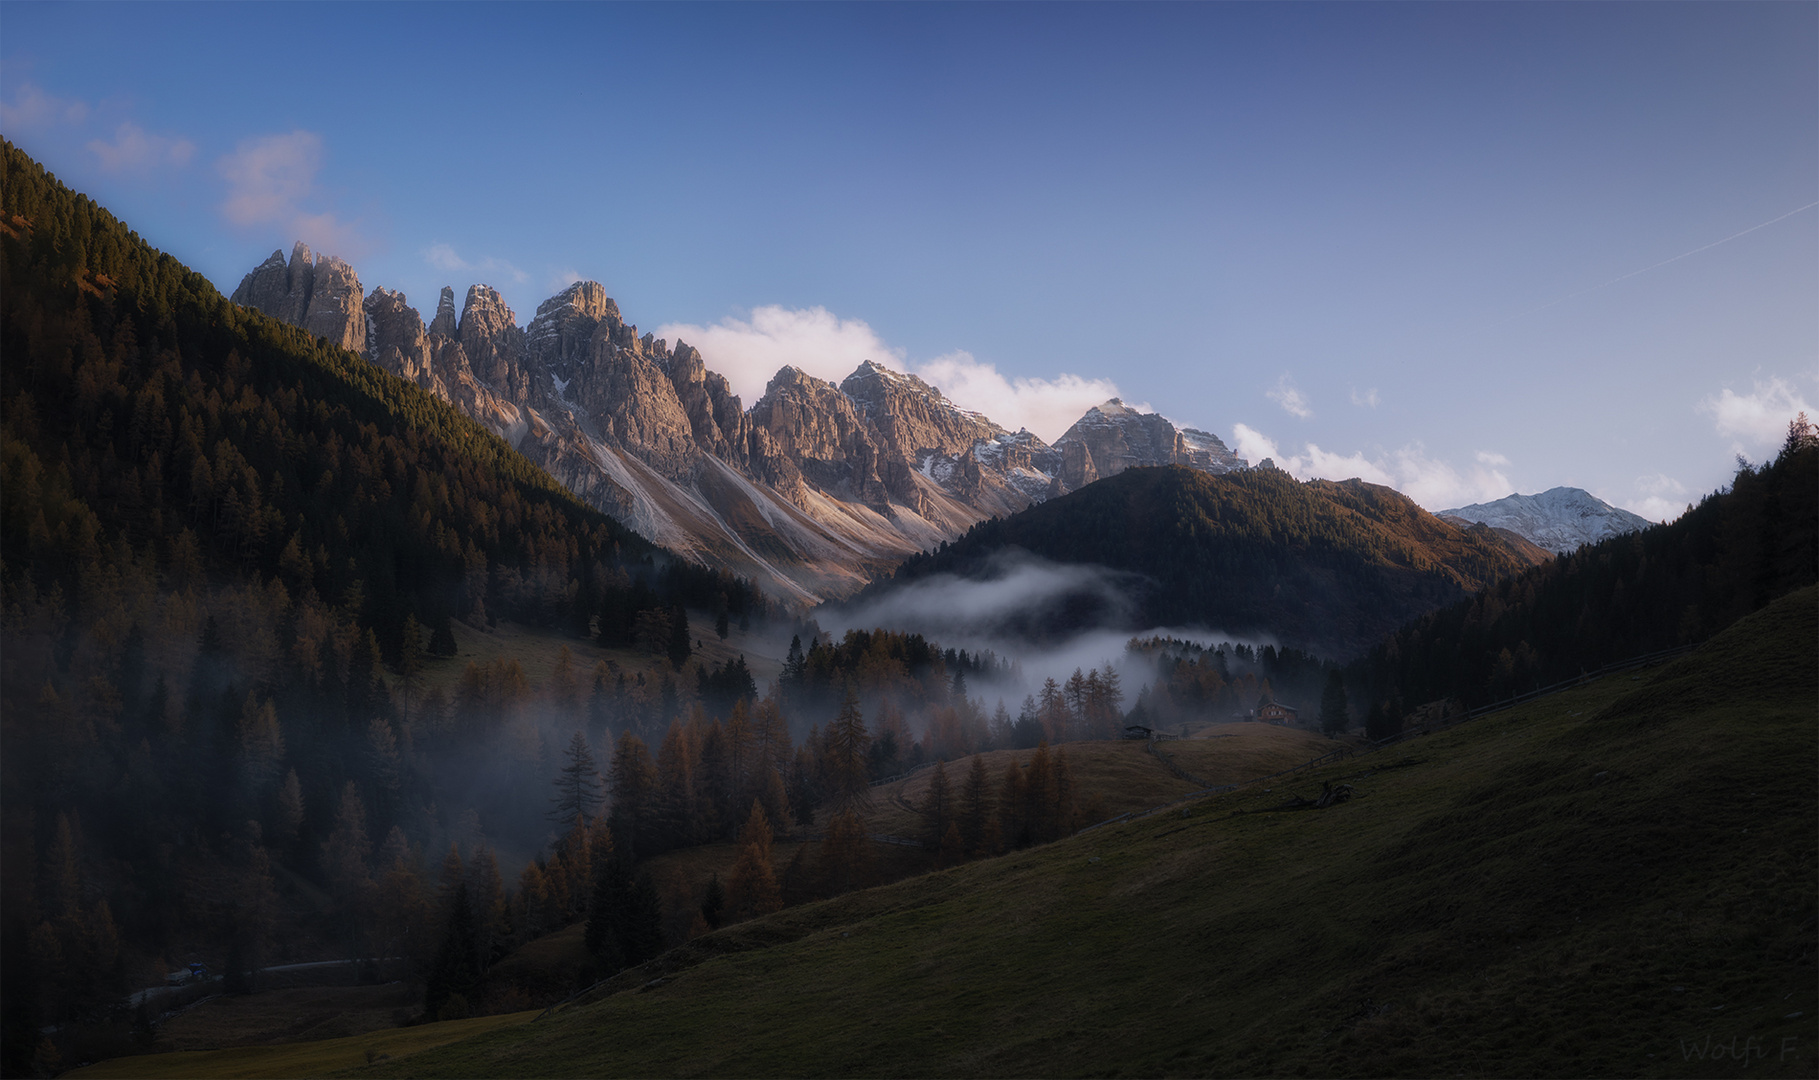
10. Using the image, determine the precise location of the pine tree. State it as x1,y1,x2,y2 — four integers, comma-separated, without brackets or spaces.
624,871,664,964
919,759,952,850
549,645,579,713
823,688,871,813
584,856,629,971
550,731,605,822
959,754,992,856
1319,670,1349,737
666,606,692,670
424,880,481,1021
938,821,965,868
700,873,725,929
427,613,458,656
725,804,783,920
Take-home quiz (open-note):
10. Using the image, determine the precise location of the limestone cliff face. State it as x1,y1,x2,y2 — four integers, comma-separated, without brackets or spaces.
575,322,698,480
750,366,888,508
427,286,459,338
231,241,363,351
527,281,618,385
459,286,528,400
231,244,1250,604
666,342,750,465
303,255,365,352
363,286,440,395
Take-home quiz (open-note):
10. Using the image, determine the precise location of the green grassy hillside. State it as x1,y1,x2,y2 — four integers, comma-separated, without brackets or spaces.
86,586,1816,1078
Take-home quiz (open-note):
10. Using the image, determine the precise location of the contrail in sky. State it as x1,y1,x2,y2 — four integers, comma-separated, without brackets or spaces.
1499,199,1819,325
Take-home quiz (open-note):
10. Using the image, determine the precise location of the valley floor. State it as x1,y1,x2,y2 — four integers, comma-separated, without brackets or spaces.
71,589,1817,1078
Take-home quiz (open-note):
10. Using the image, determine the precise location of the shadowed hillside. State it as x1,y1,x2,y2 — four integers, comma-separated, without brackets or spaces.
860,464,1539,657
80,586,1816,1079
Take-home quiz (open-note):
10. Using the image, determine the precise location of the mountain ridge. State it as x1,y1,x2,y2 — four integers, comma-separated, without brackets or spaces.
231,246,1247,605
1437,485,1652,555
853,464,1539,658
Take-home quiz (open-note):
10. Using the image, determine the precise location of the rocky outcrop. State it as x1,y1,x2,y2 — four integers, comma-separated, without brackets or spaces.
459,286,528,399
363,286,442,396
231,242,364,351
302,255,365,352
428,286,459,338
1054,399,1245,488
666,342,750,464
750,366,889,507
527,281,618,385
575,321,698,479
842,360,1005,461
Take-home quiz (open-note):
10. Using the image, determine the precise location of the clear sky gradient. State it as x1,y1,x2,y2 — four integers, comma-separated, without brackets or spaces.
4,2,1814,518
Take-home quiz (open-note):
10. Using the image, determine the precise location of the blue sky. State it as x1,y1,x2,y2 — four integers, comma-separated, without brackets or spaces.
3,2,1814,517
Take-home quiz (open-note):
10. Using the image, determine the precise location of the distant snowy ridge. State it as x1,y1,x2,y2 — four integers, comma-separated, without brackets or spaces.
1438,487,1653,556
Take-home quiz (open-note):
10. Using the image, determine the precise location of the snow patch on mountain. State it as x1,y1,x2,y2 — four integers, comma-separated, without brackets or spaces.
1438,487,1653,555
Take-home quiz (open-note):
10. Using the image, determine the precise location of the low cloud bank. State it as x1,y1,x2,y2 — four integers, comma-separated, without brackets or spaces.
819,551,1269,694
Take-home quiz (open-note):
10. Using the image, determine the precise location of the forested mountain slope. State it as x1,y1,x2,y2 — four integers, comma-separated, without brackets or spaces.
0,141,764,1059
1352,425,1818,720
860,464,1538,657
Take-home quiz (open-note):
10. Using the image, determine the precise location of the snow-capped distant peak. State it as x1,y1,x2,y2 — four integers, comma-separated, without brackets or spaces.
1437,487,1653,555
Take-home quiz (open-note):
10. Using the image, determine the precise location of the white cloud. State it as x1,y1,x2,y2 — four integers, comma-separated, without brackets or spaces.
420,242,527,284
659,305,1125,441
218,131,321,226
1635,472,1686,496
1232,422,1513,509
656,306,1126,441
0,83,88,129
217,131,362,257
1616,473,1689,524
658,305,900,404
1267,374,1312,419
913,352,1124,443
1698,376,1814,447
548,268,584,292
1350,387,1379,409
1624,496,1685,522
87,122,195,173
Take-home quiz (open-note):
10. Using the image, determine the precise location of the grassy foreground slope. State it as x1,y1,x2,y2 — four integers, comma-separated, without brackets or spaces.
89,589,1816,1078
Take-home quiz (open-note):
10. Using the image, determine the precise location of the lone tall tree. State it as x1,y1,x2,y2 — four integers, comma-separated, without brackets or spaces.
824,688,872,813
550,731,604,822
1319,671,1349,737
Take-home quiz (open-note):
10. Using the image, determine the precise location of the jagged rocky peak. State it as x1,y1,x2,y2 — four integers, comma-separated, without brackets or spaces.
428,286,459,338
840,359,1006,461
229,246,300,323
1053,397,1245,488
231,240,364,351
663,340,749,461
363,286,424,356
528,280,623,380
302,255,365,352
459,284,527,395
751,366,888,506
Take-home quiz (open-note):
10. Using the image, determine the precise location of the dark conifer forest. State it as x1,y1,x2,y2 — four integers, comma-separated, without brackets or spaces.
1349,430,1817,725
867,463,1541,656
0,142,770,1060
